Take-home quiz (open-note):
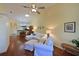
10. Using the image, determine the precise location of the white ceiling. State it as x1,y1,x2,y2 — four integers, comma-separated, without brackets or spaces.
0,3,54,14
0,3,54,22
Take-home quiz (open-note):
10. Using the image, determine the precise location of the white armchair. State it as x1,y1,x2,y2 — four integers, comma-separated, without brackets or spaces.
34,37,54,56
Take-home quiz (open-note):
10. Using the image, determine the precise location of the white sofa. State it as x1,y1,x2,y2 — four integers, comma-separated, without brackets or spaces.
24,33,46,51
24,33,54,56
24,40,38,51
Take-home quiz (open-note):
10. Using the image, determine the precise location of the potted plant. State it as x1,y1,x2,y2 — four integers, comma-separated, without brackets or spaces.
72,39,79,47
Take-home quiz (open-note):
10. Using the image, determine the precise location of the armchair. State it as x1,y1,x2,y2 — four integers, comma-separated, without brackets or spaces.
34,37,54,56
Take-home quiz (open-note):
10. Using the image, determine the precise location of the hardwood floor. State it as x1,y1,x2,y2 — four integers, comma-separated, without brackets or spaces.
0,36,74,56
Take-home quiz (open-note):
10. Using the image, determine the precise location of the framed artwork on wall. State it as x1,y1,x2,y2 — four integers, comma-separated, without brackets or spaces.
64,22,76,33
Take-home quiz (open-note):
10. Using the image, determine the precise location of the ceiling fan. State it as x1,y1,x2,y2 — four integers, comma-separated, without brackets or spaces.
23,4,45,14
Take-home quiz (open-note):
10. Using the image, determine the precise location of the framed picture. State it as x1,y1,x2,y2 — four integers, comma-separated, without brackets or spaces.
64,22,76,33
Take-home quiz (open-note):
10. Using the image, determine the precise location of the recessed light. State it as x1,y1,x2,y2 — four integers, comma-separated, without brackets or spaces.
25,14,30,17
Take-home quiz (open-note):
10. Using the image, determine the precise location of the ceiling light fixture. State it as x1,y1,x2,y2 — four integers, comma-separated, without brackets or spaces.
32,9,36,12
23,4,45,14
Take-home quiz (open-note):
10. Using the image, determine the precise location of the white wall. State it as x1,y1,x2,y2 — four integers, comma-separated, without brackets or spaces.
54,4,79,48
34,4,79,49
0,14,9,53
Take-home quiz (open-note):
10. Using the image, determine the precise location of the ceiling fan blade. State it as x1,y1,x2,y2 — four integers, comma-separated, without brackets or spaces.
38,7,45,9
23,6,30,8
36,11,40,14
